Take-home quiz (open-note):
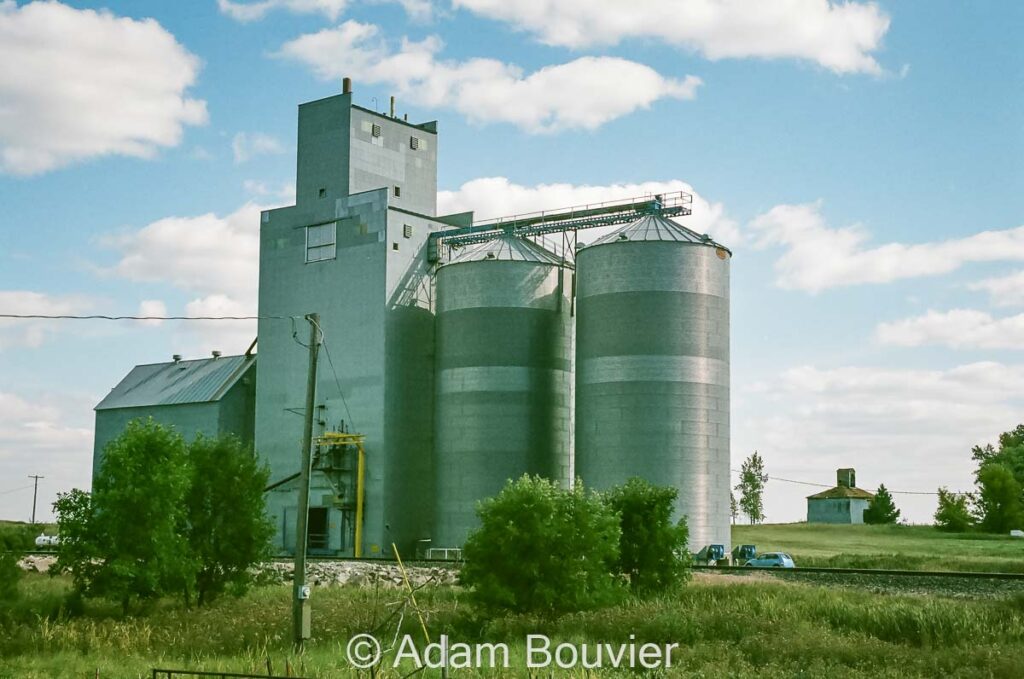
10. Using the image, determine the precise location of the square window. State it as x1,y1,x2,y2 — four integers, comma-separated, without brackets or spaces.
394,186,401,198
403,224,413,238
306,223,337,263
392,242,399,251
318,188,326,199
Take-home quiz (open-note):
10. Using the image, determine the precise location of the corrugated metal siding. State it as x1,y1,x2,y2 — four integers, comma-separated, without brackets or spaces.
95,355,254,410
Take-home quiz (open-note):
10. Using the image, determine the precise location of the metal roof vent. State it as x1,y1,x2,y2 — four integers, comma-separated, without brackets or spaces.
211,350,222,359
485,252,496,259
172,354,182,363
617,233,629,241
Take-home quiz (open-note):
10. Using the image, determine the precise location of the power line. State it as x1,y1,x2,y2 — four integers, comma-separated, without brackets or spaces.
0,485,35,497
730,468,947,496
0,314,284,321
308,316,356,433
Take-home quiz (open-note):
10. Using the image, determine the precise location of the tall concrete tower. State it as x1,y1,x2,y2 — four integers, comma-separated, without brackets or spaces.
256,84,472,557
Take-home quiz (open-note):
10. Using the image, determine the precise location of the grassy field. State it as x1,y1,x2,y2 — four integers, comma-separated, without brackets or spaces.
732,522,1024,573
2,570,1024,678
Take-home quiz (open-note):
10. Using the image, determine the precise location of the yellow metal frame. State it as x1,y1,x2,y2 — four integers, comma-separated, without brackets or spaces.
316,432,366,558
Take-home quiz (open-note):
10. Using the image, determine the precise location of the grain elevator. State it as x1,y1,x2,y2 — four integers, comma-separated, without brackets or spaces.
95,82,732,559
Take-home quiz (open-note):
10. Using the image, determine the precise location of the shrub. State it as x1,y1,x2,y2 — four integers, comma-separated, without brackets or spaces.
0,550,21,602
604,477,690,595
461,475,621,615
186,435,274,606
0,523,36,552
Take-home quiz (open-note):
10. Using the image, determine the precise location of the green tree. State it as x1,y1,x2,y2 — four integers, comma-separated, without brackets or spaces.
934,487,974,532
54,418,194,614
972,424,1024,486
185,435,274,606
604,478,690,595
735,451,768,524
863,484,901,525
461,476,621,615
968,426,1024,533
730,491,738,525
974,464,1024,534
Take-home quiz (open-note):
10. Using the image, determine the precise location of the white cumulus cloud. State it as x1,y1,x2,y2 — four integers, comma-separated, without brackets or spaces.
749,201,1024,293
217,0,348,22
136,299,168,327
455,0,890,75
0,291,94,350
276,21,701,133
968,271,1024,307
438,177,739,246
0,0,207,175
99,204,264,356
232,132,286,164
875,309,1024,350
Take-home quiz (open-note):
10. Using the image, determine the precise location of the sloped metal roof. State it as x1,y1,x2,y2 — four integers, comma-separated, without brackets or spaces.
95,354,255,411
589,214,730,251
806,485,875,500
444,233,564,266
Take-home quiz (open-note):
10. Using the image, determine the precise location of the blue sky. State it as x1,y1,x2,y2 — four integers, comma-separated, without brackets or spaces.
1,0,1022,523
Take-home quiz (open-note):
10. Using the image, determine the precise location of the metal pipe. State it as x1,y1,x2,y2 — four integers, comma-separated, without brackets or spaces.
355,441,365,558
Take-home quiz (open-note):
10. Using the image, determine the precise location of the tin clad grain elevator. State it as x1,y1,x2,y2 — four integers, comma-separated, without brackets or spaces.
247,81,731,558
433,233,574,547
574,215,732,550
256,81,475,558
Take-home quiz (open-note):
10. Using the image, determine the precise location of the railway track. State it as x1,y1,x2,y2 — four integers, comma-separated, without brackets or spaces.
20,551,1024,580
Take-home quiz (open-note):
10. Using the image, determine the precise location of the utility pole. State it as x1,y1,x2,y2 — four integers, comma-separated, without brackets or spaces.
293,313,320,649
28,475,43,524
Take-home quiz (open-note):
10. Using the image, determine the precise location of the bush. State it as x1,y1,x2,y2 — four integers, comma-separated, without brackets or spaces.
0,551,21,602
0,523,36,552
934,487,974,532
186,435,274,606
604,477,690,595
55,421,275,614
461,476,621,615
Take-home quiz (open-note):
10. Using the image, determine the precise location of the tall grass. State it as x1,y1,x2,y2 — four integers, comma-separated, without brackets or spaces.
3,572,1023,677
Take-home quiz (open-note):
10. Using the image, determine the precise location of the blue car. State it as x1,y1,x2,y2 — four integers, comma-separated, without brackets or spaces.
744,552,796,568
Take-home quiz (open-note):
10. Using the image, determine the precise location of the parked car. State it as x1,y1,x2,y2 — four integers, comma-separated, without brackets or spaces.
744,552,795,568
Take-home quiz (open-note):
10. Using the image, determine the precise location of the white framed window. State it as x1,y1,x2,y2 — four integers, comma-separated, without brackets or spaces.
306,223,337,263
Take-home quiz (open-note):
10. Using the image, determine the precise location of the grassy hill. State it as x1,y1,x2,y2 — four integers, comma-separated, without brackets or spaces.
732,522,1024,573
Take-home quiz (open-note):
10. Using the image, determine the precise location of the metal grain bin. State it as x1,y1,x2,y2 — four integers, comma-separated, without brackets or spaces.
574,214,731,550
433,234,574,547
